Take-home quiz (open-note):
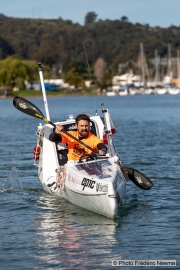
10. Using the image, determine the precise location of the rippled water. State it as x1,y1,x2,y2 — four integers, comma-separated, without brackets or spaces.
0,95,179,269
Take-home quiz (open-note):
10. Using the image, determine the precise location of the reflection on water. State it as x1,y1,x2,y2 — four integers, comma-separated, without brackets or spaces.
34,195,119,268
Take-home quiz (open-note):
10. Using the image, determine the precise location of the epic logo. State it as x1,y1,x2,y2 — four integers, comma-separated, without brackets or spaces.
81,178,95,190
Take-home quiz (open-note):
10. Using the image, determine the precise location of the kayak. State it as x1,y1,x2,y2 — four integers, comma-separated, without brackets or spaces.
34,108,126,219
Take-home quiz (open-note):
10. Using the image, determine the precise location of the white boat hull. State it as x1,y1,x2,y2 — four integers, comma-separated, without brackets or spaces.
39,157,125,219
144,88,154,95
106,91,117,96
119,89,128,96
167,88,180,95
129,88,137,95
155,88,167,95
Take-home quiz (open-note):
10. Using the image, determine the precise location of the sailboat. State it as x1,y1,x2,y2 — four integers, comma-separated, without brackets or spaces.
167,50,180,95
158,44,176,95
137,43,152,94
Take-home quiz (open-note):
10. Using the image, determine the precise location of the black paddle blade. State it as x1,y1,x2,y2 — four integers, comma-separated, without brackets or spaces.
13,96,44,120
125,167,153,190
119,163,153,190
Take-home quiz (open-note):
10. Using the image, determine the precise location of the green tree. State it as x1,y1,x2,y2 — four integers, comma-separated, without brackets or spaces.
84,12,98,25
0,56,46,89
94,57,107,83
96,72,112,90
64,67,85,88
121,16,129,22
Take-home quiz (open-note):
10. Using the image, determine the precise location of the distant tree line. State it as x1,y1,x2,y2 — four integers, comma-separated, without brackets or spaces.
0,13,180,90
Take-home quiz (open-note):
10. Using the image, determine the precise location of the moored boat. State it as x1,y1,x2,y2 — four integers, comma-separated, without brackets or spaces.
167,87,180,95
106,88,117,96
119,88,128,96
155,86,167,95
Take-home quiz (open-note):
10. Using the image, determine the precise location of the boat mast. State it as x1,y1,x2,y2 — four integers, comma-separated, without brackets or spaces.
177,50,180,88
140,43,150,87
101,103,116,157
38,62,50,120
140,43,145,86
167,44,173,80
154,50,160,85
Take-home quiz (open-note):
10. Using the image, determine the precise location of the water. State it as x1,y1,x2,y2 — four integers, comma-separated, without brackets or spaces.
0,95,179,270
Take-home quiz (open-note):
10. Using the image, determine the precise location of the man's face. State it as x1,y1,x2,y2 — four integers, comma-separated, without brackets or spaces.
76,120,90,138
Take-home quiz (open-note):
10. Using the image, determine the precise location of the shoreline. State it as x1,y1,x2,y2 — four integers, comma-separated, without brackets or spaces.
0,90,105,99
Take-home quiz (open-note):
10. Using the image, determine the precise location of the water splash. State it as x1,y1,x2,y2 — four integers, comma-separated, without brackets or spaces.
3,166,22,190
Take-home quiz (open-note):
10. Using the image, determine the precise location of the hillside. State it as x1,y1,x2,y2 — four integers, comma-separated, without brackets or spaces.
0,14,180,74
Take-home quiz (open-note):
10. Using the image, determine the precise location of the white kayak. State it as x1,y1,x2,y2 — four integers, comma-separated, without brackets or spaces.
34,111,126,219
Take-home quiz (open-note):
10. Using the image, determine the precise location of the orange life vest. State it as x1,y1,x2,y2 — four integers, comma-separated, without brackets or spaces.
60,131,103,160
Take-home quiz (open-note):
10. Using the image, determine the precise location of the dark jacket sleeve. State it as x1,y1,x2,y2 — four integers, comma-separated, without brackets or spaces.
49,131,62,142
97,143,108,153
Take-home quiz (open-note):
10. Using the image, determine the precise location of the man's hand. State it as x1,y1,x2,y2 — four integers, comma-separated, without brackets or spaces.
55,124,64,134
98,149,106,156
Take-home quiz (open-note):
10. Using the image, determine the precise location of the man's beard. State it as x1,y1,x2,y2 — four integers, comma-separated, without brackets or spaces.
79,130,88,138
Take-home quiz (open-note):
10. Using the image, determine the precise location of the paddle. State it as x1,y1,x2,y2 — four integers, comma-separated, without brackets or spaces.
13,96,153,190
118,163,153,190
13,96,97,152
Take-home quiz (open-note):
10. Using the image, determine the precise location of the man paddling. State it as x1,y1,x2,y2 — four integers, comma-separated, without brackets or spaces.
49,114,107,161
